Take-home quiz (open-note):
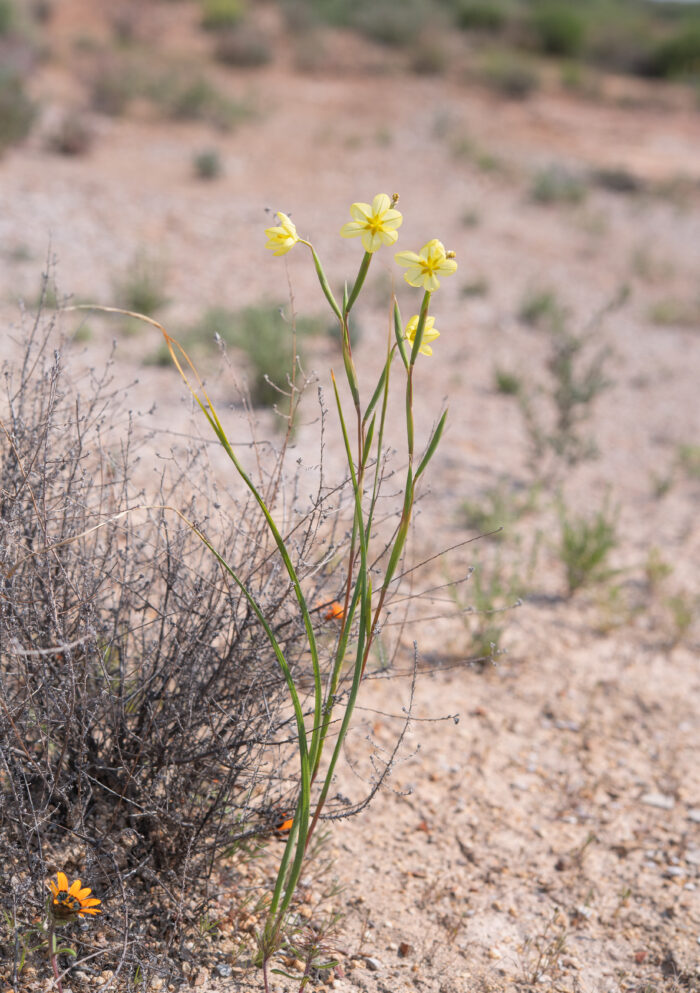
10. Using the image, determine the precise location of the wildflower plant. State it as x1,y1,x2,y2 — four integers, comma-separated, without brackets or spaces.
47,194,455,984
5,872,101,993
146,193,457,982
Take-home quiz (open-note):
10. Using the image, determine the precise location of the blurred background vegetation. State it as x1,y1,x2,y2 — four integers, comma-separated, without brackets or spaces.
4,0,700,161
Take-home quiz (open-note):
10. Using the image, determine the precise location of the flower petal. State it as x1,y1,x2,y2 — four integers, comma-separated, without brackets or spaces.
380,210,403,230
276,211,294,230
340,221,366,239
349,202,372,222
361,229,384,253
371,193,391,214
402,268,425,288
395,250,422,268
56,872,68,892
422,238,446,258
378,228,399,246
437,258,458,277
68,879,82,897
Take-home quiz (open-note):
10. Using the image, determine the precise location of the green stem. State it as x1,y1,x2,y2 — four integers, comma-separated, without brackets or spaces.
346,252,372,314
48,920,64,993
409,290,431,368
309,245,342,322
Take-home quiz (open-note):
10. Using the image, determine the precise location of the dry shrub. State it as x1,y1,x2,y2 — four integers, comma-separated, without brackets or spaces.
0,307,344,978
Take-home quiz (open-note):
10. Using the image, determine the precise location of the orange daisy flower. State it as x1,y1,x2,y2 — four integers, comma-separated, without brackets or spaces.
47,872,102,920
323,601,345,622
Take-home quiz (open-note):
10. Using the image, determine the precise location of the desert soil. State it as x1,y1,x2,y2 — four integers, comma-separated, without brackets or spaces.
2,3,700,992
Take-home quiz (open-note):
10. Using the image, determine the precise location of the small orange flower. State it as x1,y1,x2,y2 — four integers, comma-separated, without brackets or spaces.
47,872,102,919
323,601,345,622
275,815,294,834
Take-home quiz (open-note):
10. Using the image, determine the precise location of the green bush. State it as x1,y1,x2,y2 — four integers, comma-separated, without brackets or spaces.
529,4,587,58
214,24,273,67
530,164,587,205
193,147,223,180
650,24,700,79
164,76,251,130
201,0,246,30
113,252,169,316
90,66,133,116
0,0,13,34
586,13,657,76
352,0,430,47
493,367,522,396
481,54,540,99
0,71,35,153
453,0,507,32
410,36,449,75
48,112,93,156
591,166,643,195
189,304,324,409
558,500,618,596
519,287,566,330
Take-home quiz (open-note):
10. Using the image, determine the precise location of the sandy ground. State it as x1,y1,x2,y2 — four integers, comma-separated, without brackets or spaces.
2,3,700,991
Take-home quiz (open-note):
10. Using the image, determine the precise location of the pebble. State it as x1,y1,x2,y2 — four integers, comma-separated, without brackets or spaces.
641,792,674,810
365,957,382,972
193,966,209,987
215,963,232,978
664,866,686,878
398,941,413,958
688,809,700,823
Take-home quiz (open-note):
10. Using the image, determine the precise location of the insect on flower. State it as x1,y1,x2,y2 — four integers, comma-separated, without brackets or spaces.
47,872,101,919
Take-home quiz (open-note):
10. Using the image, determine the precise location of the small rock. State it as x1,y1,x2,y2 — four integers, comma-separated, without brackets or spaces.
215,963,232,978
398,942,413,958
365,957,382,972
686,850,700,865
193,966,209,987
688,809,700,823
150,980,164,991
641,792,674,810
488,948,502,960
664,866,685,878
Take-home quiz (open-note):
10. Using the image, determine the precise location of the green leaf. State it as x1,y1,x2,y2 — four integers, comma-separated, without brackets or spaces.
393,299,409,370
415,409,448,481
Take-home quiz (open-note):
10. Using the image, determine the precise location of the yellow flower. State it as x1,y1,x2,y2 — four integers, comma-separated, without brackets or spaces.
265,212,300,256
405,314,440,356
47,872,102,919
340,193,403,253
395,239,457,292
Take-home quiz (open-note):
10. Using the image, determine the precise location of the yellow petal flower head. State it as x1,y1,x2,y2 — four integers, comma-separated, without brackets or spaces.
265,212,300,256
405,314,440,356
395,239,457,292
340,193,403,253
47,872,102,920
